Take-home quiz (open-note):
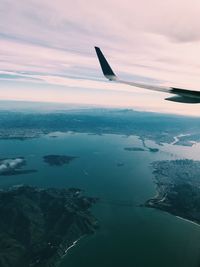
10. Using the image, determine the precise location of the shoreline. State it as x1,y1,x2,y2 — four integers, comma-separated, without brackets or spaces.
175,216,200,228
64,236,84,255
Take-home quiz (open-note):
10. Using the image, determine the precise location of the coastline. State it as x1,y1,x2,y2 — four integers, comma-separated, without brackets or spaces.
63,236,85,256
145,159,200,232
175,216,200,228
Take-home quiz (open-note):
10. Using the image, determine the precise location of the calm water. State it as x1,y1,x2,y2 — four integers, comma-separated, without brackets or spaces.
1,132,200,267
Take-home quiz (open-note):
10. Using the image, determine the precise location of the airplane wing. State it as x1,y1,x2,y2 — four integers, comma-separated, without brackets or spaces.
95,46,200,104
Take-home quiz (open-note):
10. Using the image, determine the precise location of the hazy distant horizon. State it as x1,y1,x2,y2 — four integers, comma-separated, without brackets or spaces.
0,99,199,118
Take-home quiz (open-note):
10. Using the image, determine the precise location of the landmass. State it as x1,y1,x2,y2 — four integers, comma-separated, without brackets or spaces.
0,108,199,146
145,159,200,225
0,157,36,176
0,185,98,267
43,155,78,166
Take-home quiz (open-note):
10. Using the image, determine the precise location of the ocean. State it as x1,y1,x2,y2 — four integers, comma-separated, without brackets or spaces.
1,132,200,267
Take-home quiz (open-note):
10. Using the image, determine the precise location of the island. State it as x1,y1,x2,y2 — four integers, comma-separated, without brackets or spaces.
43,155,78,166
148,148,159,153
124,147,145,152
0,185,98,267
124,146,159,153
0,157,36,176
145,159,200,225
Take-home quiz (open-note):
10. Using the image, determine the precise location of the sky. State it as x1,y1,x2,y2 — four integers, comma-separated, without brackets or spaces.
0,0,200,116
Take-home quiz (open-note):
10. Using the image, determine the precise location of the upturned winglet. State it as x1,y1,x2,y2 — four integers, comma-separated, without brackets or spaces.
94,47,117,81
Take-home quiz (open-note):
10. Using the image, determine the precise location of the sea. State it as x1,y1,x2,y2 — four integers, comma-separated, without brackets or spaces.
1,132,200,267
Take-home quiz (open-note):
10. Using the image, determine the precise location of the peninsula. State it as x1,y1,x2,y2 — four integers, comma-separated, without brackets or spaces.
0,185,98,267
145,160,200,225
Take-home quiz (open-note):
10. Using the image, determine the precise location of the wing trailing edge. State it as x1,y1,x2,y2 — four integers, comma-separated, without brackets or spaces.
165,95,200,103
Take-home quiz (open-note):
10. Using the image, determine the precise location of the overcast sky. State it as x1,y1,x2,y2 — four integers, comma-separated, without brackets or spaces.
1,0,200,116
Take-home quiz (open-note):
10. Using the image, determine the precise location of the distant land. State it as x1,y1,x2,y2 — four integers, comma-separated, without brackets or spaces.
0,107,199,146
145,160,200,225
0,185,98,267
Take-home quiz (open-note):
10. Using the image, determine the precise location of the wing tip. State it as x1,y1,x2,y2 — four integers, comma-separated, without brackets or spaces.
94,46,117,81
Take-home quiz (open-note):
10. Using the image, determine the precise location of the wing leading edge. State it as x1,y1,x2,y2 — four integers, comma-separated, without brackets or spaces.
94,46,200,104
